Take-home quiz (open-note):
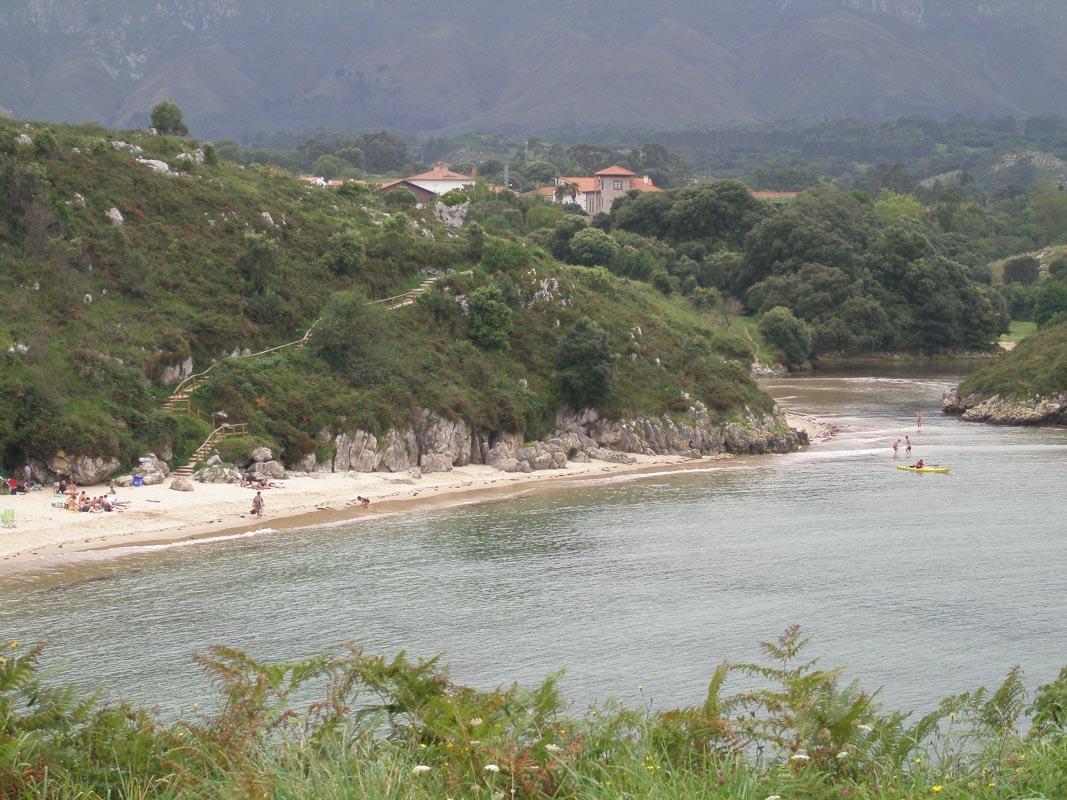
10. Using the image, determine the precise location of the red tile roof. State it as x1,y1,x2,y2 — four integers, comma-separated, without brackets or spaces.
558,176,602,193
406,163,474,182
594,165,636,177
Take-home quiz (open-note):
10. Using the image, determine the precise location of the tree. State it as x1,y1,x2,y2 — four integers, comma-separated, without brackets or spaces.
557,320,614,409
568,227,619,266
1003,256,1041,286
1029,182,1067,243
467,285,512,349
758,306,812,368
237,232,277,296
150,101,188,136
202,143,219,167
874,191,925,226
1035,282,1067,326
313,154,345,180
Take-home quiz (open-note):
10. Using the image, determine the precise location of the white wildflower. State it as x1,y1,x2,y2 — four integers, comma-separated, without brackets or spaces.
837,751,850,759
765,795,782,800
545,743,561,753
483,764,500,773
412,764,431,775
469,717,483,726
790,752,810,762
858,724,873,733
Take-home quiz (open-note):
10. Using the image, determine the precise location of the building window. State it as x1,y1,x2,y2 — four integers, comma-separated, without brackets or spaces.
613,180,623,190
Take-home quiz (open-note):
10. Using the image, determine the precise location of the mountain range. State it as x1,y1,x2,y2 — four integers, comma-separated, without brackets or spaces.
1,1,1066,138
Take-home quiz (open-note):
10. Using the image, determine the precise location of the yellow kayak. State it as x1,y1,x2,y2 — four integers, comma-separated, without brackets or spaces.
896,465,951,474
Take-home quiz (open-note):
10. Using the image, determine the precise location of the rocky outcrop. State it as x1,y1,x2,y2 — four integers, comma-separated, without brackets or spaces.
105,207,124,226
136,158,170,174
378,429,418,472
555,401,803,457
420,453,454,473
48,453,121,486
433,200,469,228
115,453,170,486
160,356,193,386
249,460,286,480
943,387,1067,425
417,410,471,466
250,446,273,463
170,477,194,491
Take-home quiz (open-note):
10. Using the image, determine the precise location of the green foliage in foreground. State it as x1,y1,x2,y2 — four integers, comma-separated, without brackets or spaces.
961,319,1067,399
2,628,1065,799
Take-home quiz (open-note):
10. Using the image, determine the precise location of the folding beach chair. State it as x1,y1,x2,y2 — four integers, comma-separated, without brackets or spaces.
1,509,14,528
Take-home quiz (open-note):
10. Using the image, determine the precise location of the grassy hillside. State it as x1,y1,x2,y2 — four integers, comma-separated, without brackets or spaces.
961,319,1067,399
0,118,770,471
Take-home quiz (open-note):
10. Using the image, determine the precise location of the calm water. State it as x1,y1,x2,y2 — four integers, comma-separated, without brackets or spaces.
2,368,1065,718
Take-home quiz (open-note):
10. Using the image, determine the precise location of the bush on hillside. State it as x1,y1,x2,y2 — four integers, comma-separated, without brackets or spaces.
467,285,512,349
1003,255,1041,285
568,226,619,266
1035,282,1067,326
758,306,812,367
558,319,614,409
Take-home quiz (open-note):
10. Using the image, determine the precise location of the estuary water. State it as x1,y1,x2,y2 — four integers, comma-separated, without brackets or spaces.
2,367,1065,717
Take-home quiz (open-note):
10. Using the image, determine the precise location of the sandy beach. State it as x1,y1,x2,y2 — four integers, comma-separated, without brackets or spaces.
0,413,830,573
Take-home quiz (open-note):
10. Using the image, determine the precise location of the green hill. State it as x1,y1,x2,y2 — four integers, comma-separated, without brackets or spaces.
960,320,1067,400
0,117,785,478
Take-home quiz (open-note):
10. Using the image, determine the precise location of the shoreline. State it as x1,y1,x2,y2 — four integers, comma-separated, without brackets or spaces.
0,413,830,578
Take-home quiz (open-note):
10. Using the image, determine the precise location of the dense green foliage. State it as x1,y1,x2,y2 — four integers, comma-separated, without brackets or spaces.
0,118,771,472
1,629,1065,799
758,307,812,368
961,320,1067,399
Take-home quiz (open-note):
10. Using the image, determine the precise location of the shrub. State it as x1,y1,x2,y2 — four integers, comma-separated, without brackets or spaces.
1003,255,1041,285
467,285,512,349
150,101,188,136
558,319,614,408
323,226,367,276
758,306,812,367
568,226,620,266
1048,256,1067,280
1035,282,1067,326
383,189,417,208
711,332,754,363
480,239,526,274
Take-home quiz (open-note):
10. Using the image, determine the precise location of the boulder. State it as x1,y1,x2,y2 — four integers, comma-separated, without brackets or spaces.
433,200,470,228
291,453,317,472
250,446,273,463
486,432,522,470
250,460,286,479
170,477,194,492
420,453,454,473
48,453,121,486
205,454,222,467
136,158,170,174
570,451,591,463
105,207,124,226
133,453,169,480
68,192,86,208
493,457,520,473
15,133,32,146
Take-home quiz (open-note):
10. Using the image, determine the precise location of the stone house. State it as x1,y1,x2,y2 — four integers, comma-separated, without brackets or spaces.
536,165,661,215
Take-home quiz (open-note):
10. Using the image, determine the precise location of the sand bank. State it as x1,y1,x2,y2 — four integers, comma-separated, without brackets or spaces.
0,413,825,574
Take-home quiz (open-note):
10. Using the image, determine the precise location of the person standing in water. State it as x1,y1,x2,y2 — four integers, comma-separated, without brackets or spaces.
252,491,265,518
905,435,912,455
917,409,924,429
892,438,900,455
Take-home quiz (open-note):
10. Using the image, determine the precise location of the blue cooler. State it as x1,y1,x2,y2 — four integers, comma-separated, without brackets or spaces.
132,474,143,487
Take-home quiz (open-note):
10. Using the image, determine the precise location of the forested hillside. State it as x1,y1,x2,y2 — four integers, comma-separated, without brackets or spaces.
1,1,1065,136
0,117,774,474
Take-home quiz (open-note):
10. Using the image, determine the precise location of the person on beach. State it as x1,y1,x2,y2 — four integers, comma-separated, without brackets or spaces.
892,438,900,455
359,496,371,510
905,435,912,455
252,491,265,518
917,409,923,429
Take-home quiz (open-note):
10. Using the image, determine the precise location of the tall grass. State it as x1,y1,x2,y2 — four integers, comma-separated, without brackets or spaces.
2,628,1065,799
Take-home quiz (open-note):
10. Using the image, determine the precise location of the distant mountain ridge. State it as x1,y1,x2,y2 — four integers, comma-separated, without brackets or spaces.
1,1,1065,137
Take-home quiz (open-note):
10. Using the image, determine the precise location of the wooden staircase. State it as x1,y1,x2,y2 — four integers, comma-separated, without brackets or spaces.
173,423,249,477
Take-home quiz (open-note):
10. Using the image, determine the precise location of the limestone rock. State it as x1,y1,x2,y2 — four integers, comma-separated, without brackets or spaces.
15,133,32,146
132,453,169,485
250,460,286,479
332,431,378,472
194,463,241,483
68,192,86,208
420,453,454,473
250,446,273,463
377,429,417,472
106,207,124,226
417,410,470,466
47,453,121,485
160,356,193,386
433,200,469,228
291,453,317,472
944,387,1067,426
136,158,170,174
170,477,194,492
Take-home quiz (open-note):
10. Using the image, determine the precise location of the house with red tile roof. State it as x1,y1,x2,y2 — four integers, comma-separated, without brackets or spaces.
378,162,475,202
536,165,661,215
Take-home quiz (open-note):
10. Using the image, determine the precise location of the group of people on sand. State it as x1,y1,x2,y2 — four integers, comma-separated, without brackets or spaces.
892,409,925,468
240,476,282,490
53,482,128,513
2,466,40,495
